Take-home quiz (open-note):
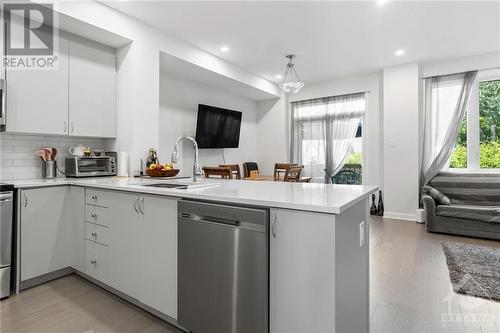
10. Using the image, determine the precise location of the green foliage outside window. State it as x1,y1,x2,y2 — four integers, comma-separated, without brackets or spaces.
450,80,500,169
345,152,362,165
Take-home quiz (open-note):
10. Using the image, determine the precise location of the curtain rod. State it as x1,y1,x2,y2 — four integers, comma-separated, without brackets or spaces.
290,91,371,104
420,66,500,79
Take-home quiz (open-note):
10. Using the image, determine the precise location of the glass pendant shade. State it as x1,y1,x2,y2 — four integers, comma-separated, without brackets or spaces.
279,55,305,93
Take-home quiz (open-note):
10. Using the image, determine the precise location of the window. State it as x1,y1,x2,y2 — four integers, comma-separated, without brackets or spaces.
450,73,500,170
290,93,365,183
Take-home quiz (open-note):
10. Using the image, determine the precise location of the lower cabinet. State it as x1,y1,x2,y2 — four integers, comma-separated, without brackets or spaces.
21,186,178,320
270,208,336,333
84,239,110,283
20,186,84,282
83,189,178,319
139,194,178,319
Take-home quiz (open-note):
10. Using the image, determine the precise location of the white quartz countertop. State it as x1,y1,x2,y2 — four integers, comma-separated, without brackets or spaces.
7,177,378,214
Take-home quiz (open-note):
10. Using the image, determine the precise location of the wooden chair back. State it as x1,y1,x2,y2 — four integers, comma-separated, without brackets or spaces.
202,166,233,179
243,162,259,178
274,163,298,181
284,165,304,182
219,164,241,179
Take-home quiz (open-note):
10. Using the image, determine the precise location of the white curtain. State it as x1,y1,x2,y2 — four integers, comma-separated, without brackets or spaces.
290,93,365,182
421,70,477,187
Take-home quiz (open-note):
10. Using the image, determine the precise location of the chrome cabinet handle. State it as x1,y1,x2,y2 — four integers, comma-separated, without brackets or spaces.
271,213,277,239
134,197,139,213
91,213,97,219
139,197,144,215
23,193,28,207
91,194,97,200
63,121,67,133
91,232,97,237
91,259,96,264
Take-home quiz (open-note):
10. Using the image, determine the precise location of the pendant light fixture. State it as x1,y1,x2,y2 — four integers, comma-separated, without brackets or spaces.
279,55,305,93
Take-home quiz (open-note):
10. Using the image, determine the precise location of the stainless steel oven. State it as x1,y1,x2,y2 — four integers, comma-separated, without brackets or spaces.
65,156,116,177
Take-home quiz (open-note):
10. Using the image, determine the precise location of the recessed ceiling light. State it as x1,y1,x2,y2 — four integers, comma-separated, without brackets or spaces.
275,74,282,80
394,49,405,56
376,0,389,5
220,46,230,52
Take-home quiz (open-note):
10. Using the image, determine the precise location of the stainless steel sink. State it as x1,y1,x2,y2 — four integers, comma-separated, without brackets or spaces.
142,183,189,189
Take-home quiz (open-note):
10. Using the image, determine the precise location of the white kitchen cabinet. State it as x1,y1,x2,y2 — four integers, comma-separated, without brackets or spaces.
6,35,69,135
87,190,140,298
5,24,116,138
69,36,116,138
20,186,84,281
139,195,178,319
270,208,336,333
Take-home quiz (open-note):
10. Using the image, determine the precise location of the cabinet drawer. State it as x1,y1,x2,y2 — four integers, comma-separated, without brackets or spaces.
85,222,109,246
85,205,110,227
84,239,108,283
86,188,112,208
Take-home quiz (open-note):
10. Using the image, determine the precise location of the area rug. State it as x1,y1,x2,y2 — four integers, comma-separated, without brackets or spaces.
442,242,500,301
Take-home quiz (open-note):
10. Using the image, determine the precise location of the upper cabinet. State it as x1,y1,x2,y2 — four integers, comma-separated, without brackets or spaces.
5,30,116,138
69,37,116,138
6,37,70,135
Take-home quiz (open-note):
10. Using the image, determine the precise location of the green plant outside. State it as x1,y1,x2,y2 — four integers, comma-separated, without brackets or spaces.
346,152,362,165
450,80,500,169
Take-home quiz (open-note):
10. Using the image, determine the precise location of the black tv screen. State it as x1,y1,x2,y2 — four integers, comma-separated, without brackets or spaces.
195,104,242,149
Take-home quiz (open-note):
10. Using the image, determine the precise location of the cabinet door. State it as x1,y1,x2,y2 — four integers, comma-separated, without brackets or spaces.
69,36,116,138
20,187,73,281
6,33,69,135
270,209,335,333
139,195,178,319
105,191,140,298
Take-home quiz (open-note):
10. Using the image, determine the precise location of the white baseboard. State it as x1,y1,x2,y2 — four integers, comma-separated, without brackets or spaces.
383,211,417,222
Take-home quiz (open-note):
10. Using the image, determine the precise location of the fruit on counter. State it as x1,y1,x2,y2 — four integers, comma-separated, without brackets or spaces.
156,164,164,170
149,163,157,170
166,162,174,168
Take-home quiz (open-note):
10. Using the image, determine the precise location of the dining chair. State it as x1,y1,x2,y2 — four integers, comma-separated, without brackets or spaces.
243,162,259,178
202,166,233,179
219,164,241,179
274,163,298,181
284,165,304,182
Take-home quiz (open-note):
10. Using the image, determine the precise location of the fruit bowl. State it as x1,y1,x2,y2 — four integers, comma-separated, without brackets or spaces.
146,168,180,177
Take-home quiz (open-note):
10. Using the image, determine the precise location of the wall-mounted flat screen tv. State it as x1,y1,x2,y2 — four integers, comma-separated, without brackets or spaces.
195,104,242,149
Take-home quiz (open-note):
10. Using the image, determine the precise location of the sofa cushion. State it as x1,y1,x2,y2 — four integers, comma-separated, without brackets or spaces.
423,185,451,205
436,204,500,223
430,172,500,206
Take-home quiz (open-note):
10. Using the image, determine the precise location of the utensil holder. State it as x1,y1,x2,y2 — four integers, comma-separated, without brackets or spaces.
42,160,57,179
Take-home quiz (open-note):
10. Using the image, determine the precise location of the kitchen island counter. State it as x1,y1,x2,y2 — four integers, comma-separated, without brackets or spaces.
9,176,377,214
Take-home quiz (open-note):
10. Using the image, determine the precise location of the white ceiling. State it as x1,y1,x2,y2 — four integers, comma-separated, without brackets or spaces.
105,1,500,84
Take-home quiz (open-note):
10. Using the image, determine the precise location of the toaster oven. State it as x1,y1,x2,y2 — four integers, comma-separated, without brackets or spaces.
65,156,116,177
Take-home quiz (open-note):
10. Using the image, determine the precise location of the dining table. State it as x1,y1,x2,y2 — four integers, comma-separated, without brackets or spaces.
244,175,313,182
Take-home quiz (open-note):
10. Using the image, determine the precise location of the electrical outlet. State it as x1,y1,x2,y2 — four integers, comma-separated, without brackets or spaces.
359,221,365,247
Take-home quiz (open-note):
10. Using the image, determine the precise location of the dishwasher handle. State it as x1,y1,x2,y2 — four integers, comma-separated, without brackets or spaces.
180,212,240,227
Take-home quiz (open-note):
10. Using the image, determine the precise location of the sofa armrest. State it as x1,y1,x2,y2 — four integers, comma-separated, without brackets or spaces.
422,194,436,230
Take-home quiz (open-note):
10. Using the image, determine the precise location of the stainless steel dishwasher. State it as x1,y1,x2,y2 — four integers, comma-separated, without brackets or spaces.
178,200,268,333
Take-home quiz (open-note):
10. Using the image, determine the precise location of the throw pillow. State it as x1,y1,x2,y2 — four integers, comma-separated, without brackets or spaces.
422,185,451,205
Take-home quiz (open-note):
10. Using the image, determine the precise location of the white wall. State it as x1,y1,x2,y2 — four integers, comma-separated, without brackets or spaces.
287,72,384,187
158,72,258,177
382,63,420,221
421,51,500,78
256,97,289,175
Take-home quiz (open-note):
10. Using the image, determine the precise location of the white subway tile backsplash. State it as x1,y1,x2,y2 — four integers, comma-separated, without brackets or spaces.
0,133,106,180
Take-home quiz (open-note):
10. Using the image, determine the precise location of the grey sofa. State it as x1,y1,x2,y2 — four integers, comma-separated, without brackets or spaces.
423,172,500,240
